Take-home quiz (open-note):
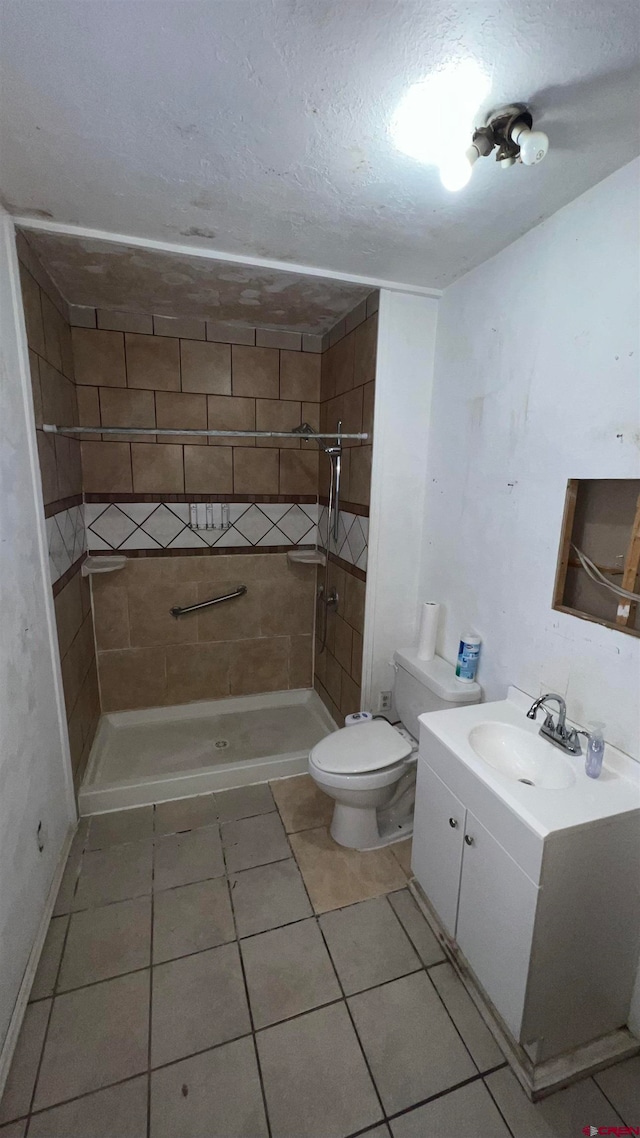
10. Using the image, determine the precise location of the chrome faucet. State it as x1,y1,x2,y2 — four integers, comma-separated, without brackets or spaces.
526,693,583,756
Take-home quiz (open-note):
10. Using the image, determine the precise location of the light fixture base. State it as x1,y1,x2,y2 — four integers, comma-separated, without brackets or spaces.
485,103,533,161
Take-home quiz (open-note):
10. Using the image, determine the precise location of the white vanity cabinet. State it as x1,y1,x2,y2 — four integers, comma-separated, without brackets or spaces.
412,724,640,1065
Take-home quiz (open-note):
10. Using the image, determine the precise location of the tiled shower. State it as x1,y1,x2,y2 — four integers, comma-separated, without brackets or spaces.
18,229,377,801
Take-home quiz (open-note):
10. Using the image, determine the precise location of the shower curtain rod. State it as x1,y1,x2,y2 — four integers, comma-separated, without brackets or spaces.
42,425,369,440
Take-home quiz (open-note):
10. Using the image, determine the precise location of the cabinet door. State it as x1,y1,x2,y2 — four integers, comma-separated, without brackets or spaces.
412,761,465,937
456,810,539,1040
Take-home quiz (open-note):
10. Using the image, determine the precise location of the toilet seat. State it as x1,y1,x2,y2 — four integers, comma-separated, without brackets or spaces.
310,720,412,775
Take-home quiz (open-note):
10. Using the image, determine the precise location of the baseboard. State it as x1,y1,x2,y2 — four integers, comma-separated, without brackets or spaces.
0,821,76,1100
408,878,640,1100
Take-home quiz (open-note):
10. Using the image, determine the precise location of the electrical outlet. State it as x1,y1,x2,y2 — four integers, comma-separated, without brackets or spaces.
378,691,392,712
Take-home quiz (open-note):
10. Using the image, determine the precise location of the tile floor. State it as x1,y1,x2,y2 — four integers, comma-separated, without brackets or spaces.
1,775,638,1137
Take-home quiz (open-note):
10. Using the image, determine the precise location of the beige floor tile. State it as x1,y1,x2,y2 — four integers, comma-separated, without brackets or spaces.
34,971,149,1110
150,1036,268,1138
214,783,276,823
240,918,341,1028
429,962,505,1072
486,1066,625,1137
387,889,446,967
0,1001,50,1124
390,837,412,877
154,794,218,836
594,1056,640,1124
319,897,420,995
221,812,290,873
58,897,151,990
230,859,312,938
0,1121,26,1137
151,942,250,1066
29,916,68,1001
154,826,224,891
391,1079,511,1138
87,806,154,849
270,774,334,833
289,827,407,913
257,1002,382,1138
28,1076,148,1138
348,971,476,1114
153,876,235,963
72,841,153,910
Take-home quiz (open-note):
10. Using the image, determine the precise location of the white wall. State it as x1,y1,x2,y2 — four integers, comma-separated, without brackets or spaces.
0,208,75,1075
362,290,439,712
420,159,640,761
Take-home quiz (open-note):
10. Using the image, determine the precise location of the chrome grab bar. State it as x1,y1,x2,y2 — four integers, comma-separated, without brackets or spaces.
170,585,247,618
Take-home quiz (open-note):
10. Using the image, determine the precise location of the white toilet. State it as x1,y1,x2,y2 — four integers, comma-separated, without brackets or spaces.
309,650,481,850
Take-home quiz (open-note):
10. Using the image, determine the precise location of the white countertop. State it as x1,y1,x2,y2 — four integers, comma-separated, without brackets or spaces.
419,687,640,839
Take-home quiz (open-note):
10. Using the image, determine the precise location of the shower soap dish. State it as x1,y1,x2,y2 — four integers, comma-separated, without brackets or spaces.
287,550,326,566
82,555,127,576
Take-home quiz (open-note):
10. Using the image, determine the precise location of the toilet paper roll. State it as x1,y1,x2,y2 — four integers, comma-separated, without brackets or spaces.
417,602,440,660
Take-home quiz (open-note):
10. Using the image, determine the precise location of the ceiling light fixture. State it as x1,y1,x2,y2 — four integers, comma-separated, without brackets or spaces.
393,76,549,192
391,60,491,191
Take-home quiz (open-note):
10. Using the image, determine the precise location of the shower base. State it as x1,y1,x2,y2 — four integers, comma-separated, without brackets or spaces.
79,688,335,815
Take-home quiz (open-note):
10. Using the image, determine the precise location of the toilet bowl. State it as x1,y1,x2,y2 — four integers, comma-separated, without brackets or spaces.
309,651,481,850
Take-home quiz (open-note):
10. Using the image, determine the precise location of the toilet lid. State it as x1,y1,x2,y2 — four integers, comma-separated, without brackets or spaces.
310,720,412,775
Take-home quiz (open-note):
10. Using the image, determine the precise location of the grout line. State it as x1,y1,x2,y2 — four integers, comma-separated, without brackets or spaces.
480,1073,518,1138
384,1068,503,1127
221,829,273,1138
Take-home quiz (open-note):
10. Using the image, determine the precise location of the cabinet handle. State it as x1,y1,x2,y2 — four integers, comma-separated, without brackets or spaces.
448,817,458,828
464,834,474,846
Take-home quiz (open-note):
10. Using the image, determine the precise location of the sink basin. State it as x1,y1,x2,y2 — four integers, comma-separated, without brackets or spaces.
468,722,577,789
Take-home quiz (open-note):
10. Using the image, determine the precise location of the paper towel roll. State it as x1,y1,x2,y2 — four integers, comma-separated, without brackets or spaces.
417,602,440,660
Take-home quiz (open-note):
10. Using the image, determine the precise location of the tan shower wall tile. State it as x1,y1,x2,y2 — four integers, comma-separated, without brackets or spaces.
280,351,321,401
184,445,233,493
324,649,342,708
154,314,206,340
93,585,130,651
100,387,156,442
37,428,59,504
76,384,101,437
232,345,279,399
362,381,375,441
128,582,198,647
181,340,231,395
326,384,363,447
131,443,184,493
348,445,372,506
351,630,363,686
97,309,154,334
125,332,180,390
340,671,361,718
301,402,320,434
289,634,313,688
60,613,95,717
333,615,353,673
54,435,83,498
156,390,207,445
331,331,356,395
41,292,65,371
196,581,263,643
20,264,46,356
28,350,43,426
256,398,301,448
54,573,84,659
354,313,378,388
81,441,133,493
233,448,279,495
279,449,318,496
98,647,168,711
166,642,232,704
207,394,256,446
40,361,77,428
344,573,366,635
229,637,289,695
72,328,126,387
258,577,314,637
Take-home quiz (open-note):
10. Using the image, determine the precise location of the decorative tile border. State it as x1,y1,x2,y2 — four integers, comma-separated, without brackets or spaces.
46,503,87,585
319,506,368,572
85,501,318,551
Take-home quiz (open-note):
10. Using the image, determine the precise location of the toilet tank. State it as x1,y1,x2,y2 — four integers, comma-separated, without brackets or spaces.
393,650,481,738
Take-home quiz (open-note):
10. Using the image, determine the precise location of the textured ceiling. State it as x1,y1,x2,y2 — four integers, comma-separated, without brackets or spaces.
1,1,639,288
21,231,371,332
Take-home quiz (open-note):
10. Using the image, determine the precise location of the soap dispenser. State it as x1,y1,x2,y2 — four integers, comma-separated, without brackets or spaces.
585,722,605,779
